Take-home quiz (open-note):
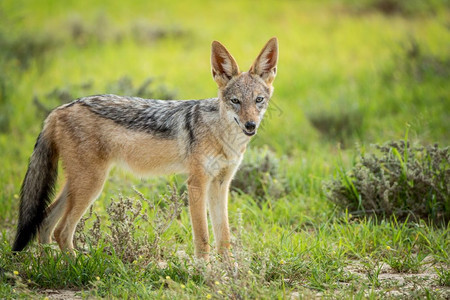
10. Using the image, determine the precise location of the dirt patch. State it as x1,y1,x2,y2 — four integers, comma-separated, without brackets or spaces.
343,260,450,298
41,289,83,300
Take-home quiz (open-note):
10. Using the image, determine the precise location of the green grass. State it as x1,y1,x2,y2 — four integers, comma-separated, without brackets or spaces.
1,0,449,298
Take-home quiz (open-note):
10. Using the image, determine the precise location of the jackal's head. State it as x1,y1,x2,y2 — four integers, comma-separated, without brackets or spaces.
211,37,278,137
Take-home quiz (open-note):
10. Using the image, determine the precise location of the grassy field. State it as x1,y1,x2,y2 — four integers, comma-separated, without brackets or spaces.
1,0,449,298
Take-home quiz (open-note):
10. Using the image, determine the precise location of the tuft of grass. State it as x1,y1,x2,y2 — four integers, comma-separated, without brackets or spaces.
435,266,450,286
384,245,428,273
361,259,383,288
327,139,450,223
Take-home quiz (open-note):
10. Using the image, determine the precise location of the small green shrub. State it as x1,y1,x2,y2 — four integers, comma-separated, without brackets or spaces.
0,73,12,133
105,76,177,100
232,146,288,203
341,0,447,16
67,14,119,46
326,140,450,223
403,40,449,81
385,38,450,84
75,186,186,263
131,20,187,44
33,76,177,116
0,32,58,70
67,14,188,47
307,98,364,147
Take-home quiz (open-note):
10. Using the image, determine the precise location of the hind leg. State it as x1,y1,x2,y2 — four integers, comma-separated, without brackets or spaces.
54,166,108,252
39,184,69,244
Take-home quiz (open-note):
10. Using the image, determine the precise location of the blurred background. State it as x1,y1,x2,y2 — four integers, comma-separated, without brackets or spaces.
0,0,449,220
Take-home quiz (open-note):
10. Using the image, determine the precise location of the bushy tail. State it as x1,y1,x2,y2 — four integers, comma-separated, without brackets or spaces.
12,131,58,251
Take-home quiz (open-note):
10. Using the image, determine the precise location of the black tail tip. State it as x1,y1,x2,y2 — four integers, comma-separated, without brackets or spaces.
12,231,32,252
12,242,26,252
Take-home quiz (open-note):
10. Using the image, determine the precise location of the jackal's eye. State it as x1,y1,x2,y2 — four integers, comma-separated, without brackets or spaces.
230,98,240,105
256,96,265,103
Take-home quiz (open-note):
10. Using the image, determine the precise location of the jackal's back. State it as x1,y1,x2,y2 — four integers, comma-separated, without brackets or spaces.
76,94,219,140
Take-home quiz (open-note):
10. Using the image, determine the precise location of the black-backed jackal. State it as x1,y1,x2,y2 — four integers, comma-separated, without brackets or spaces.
13,37,278,259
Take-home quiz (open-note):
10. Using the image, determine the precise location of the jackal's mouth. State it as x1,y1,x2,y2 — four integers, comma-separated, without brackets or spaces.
234,117,256,136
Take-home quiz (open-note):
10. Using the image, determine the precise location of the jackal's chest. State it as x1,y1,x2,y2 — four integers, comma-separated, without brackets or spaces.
202,153,243,178
197,126,249,178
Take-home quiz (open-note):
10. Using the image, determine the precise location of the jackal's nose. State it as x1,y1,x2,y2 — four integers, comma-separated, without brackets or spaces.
245,121,256,132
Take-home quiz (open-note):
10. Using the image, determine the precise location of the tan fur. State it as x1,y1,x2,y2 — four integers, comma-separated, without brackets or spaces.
43,106,189,251
17,38,278,259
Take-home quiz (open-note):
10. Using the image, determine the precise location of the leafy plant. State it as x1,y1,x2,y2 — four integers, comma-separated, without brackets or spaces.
327,140,450,223
75,186,186,262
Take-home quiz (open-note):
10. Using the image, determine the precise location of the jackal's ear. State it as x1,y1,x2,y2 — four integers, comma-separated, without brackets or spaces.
211,41,240,88
249,37,278,85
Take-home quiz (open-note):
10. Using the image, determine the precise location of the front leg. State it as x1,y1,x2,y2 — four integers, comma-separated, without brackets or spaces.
187,168,211,259
208,168,234,256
